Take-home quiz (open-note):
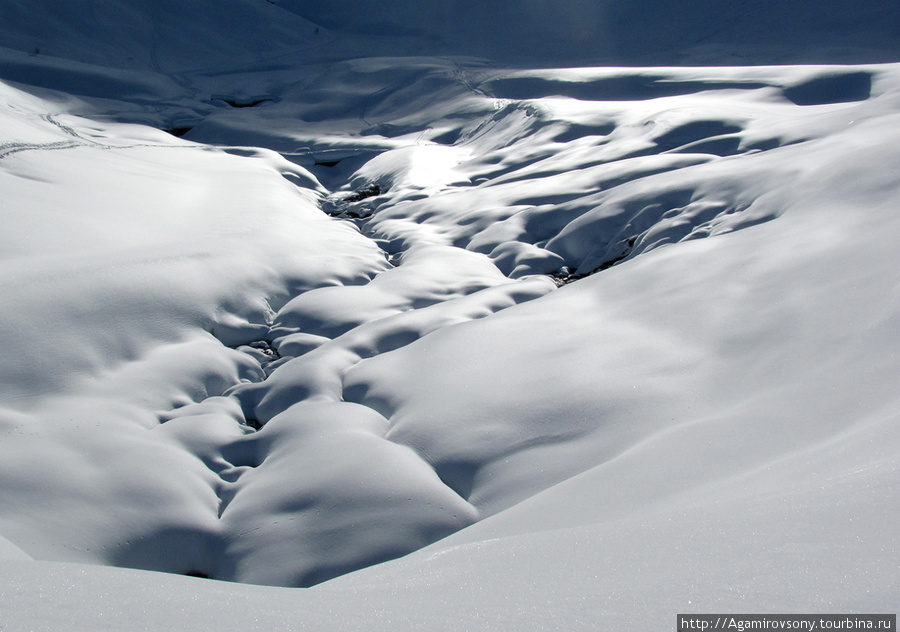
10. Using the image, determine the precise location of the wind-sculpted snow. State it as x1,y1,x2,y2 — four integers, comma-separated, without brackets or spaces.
1,2,899,626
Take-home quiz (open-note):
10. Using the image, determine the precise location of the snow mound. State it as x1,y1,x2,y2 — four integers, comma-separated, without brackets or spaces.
1,0,899,628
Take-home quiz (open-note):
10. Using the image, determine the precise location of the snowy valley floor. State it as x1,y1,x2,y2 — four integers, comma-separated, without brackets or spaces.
1,52,899,629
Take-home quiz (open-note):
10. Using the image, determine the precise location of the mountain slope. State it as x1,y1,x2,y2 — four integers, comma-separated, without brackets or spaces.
1,0,899,628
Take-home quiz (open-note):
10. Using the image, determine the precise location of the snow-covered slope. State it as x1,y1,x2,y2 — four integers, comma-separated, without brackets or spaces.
3,0,900,69
1,0,898,629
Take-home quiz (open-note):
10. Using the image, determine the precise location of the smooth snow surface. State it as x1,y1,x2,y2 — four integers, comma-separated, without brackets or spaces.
1,0,899,629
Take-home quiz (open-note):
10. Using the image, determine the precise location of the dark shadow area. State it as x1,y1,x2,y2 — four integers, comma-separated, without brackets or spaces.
671,136,743,157
484,76,772,102
345,184,382,202
109,526,224,581
216,97,272,108
783,71,873,106
276,0,900,65
163,126,193,137
653,120,744,152
552,122,617,143
433,460,479,501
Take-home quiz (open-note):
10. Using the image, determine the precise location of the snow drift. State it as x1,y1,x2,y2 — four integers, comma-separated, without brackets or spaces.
0,0,898,629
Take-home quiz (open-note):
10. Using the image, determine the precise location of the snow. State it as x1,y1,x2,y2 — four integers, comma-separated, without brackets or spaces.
1,0,899,629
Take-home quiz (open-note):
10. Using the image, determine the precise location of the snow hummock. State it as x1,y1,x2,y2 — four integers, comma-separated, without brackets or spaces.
1,0,899,629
